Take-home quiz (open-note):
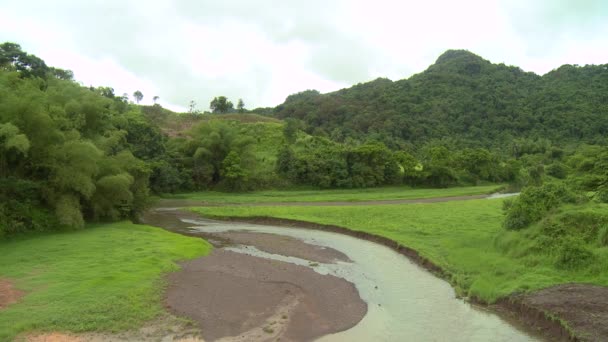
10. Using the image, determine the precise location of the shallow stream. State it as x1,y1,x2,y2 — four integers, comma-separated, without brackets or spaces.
180,217,538,342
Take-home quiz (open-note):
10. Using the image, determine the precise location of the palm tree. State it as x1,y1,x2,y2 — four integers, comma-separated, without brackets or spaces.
133,90,143,104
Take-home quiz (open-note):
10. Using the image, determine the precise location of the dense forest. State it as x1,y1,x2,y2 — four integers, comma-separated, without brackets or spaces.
1,42,608,239
273,50,608,150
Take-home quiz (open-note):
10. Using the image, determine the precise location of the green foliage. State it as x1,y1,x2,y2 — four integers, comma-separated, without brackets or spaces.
273,50,608,149
283,118,300,144
545,162,567,179
598,225,608,246
0,122,30,154
0,221,210,341
503,183,575,230
0,42,50,79
133,90,143,104
177,121,255,190
167,185,502,203
55,194,85,228
555,237,595,270
192,197,608,303
221,151,248,191
0,46,155,236
237,98,245,113
210,96,234,113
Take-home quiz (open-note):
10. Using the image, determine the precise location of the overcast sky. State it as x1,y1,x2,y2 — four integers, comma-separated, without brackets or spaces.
1,0,607,111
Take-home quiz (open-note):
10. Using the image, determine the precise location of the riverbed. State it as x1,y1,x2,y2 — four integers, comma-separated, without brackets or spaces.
143,208,539,341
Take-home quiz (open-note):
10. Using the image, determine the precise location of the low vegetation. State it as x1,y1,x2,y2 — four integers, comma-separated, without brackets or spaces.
165,184,502,203
190,146,608,303
0,222,210,340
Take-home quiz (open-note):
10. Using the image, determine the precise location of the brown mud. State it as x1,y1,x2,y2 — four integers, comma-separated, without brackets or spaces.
497,284,608,342
166,249,366,342
0,278,24,310
141,209,367,342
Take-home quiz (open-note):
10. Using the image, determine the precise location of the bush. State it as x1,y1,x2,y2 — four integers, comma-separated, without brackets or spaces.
598,225,608,247
503,182,575,230
555,237,595,269
545,163,567,179
597,190,608,204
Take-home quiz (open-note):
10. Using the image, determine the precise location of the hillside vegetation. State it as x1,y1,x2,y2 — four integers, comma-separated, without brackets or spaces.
2,41,608,239
273,50,608,150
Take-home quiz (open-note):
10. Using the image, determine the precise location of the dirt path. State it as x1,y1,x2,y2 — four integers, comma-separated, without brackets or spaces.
158,194,491,208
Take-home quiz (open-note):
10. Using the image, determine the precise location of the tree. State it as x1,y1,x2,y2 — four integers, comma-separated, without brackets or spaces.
153,95,159,104
283,118,301,144
188,100,200,114
237,98,245,113
221,151,248,191
97,87,115,99
210,96,234,113
0,42,49,79
133,90,143,104
187,121,254,188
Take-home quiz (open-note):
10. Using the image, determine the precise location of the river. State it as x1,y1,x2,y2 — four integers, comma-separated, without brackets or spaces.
172,215,539,342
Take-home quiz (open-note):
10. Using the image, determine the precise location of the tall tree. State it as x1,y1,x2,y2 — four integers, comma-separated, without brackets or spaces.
133,90,143,104
0,42,49,79
210,96,234,113
237,98,245,113
153,95,159,104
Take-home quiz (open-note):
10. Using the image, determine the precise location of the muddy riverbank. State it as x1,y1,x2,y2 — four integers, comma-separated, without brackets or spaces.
204,215,607,342
143,207,541,341
142,209,367,341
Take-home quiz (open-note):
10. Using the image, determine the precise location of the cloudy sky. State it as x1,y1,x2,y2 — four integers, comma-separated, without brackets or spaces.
1,0,607,111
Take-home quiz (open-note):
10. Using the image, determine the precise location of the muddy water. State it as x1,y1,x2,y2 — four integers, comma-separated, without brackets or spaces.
180,217,539,342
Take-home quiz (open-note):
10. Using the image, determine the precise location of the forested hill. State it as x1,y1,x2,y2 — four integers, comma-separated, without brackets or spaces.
273,50,608,149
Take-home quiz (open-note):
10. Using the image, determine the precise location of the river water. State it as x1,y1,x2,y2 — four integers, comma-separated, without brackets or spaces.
180,217,538,342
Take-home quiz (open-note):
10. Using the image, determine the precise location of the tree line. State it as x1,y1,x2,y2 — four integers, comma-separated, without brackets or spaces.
2,42,608,240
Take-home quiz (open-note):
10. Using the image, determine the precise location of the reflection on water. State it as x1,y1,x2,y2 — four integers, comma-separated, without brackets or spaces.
181,218,538,342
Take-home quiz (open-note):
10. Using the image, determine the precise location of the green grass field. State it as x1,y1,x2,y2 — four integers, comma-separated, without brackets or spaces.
0,222,210,341
191,199,608,303
167,184,503,203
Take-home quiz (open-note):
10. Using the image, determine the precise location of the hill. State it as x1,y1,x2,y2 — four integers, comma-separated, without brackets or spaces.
141,105,281,138
273,50,608,150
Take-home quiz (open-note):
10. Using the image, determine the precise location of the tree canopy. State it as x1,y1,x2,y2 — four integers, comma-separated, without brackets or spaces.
210,96,234,113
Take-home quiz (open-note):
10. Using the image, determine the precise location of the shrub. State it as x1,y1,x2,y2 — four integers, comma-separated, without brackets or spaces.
503,182,575,230
598,225,608,247
545,163,567,179
597,190,608,204
555,237,595,269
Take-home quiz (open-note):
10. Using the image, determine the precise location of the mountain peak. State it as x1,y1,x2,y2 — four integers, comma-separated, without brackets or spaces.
434,49,484,65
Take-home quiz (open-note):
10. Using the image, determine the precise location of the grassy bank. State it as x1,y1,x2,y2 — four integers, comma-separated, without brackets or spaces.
0,222,211,340
191,199,608,303
166,184,503,203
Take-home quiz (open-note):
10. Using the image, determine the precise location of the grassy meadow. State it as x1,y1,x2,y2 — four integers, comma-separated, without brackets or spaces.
191,198,608,303
0,222,210,341
166,184,503,203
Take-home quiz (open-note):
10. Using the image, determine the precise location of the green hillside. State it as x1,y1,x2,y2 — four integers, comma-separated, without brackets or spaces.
273,50,608,150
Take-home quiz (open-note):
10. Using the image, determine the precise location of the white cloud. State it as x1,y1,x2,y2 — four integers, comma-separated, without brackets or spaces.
1,0,607,111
